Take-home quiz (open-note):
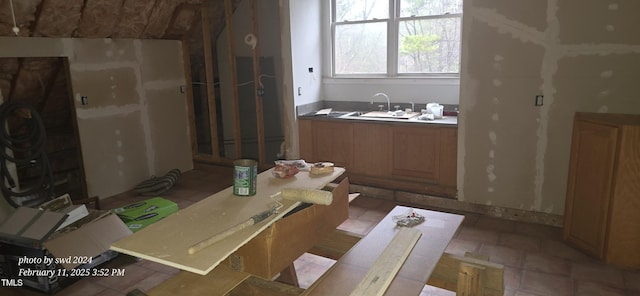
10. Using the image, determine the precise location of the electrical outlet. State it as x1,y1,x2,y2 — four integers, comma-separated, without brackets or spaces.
535,95,543,106
179,85,186,93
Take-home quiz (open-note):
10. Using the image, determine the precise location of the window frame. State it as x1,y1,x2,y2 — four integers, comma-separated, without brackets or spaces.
329,0,462,79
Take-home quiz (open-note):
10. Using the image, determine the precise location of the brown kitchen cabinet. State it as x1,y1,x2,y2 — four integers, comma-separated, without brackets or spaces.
351,123,391,177
563,112,640,268
298,117,457,198
391,125,441,182
299,119,353,168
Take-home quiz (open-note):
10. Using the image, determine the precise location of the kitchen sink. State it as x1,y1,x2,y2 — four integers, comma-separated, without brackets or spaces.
342,111,420,119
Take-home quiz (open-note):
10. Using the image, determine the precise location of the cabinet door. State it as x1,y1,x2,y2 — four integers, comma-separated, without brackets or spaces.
352,123,390,177
564,120,618,258
312,121,353,168
391,126,440,182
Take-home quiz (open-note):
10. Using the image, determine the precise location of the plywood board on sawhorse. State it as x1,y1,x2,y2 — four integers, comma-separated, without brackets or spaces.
111,168,345,275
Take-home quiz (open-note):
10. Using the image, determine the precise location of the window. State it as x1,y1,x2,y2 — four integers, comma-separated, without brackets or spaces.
331,0,462,77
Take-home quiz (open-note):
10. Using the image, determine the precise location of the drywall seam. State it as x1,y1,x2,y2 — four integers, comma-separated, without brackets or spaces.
467,0,640,213
469,7,545,46
561,44,640,56
534,0,560,212
134,40,155,175
467,1,556,212
74,104,141,119
69,62,138,72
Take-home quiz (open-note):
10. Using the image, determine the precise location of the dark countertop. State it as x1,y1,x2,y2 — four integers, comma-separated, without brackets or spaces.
299,110,458,126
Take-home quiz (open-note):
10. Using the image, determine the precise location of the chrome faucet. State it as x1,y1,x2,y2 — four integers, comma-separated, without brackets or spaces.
370,93,391,112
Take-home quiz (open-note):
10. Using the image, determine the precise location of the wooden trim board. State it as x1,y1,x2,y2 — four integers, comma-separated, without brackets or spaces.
350,227,422,296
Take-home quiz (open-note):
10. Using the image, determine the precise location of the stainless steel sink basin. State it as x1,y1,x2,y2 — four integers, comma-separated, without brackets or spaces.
342,111,420,119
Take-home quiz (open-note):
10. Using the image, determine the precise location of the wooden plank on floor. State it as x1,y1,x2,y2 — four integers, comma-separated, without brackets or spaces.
304,206,464,296
349,227,422,296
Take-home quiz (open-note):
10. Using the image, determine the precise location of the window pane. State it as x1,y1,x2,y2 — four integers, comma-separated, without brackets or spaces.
400,0,462,17
398,18,460,73
335,0,388,22
335,23,387,74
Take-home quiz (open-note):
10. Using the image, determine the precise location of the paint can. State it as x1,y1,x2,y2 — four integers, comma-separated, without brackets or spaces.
233,159,257,196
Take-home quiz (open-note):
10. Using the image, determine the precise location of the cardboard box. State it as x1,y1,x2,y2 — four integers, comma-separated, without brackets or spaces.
38,194,90,231
43,212,132,270
113,197,178,232
228,177,350,278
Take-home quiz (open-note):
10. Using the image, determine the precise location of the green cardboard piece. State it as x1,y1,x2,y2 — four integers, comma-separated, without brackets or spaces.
113,197,178,232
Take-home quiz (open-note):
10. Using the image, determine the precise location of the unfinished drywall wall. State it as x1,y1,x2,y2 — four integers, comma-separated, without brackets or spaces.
0,37,193,200
459,0,640,215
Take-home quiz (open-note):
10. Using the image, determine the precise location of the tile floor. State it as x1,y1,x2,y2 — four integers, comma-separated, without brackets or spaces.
1,164,639,296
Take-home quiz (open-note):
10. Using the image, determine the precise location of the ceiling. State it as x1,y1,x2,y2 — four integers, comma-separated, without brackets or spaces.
0,0,220,40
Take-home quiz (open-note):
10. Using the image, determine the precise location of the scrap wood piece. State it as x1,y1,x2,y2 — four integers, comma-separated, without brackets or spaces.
426,252,505,296
457,262,486,295
349,227,422,296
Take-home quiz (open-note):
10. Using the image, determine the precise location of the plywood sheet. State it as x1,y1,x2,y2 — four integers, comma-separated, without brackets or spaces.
111,168,345,275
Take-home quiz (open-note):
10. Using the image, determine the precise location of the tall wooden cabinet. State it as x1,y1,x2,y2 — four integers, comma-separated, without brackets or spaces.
563,112,640,268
